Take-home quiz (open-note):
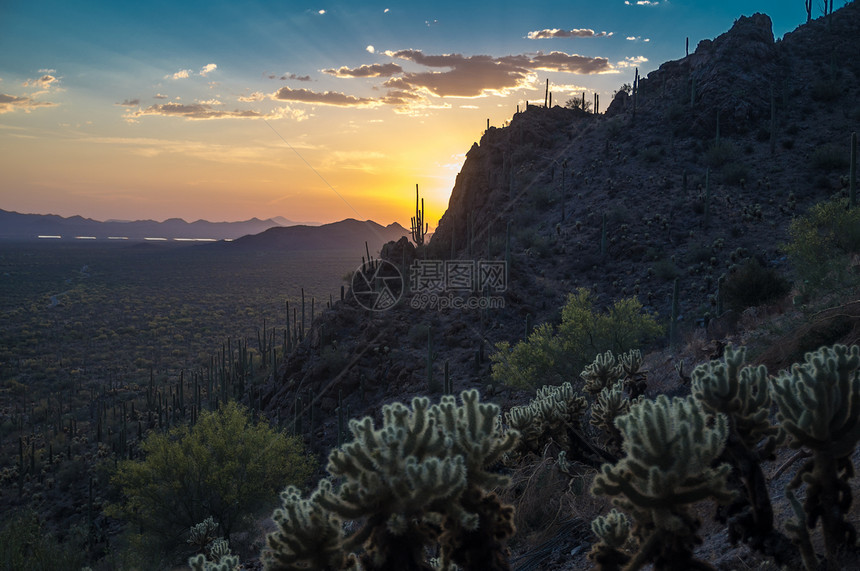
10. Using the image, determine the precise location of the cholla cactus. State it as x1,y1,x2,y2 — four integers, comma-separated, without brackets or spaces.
692,345,780,453
591,395,735,570
263,485,352,570
588,509,632,570
188,553,240,571
187,517,220,552
691,346,792,562
187,517,240,571
264,390,518,571
582,351,624,396
770,344,860,566
590,382,635,454
504,382,588,458
618,349,648,398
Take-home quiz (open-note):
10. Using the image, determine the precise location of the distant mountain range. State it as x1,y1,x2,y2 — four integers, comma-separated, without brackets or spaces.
217,218,410,252
0,209,311,241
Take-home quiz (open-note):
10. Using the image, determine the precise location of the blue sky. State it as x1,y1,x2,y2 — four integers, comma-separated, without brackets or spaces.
0,1,817,225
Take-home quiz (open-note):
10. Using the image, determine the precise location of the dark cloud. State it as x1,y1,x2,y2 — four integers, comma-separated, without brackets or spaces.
0,93,58,113
277,73,312,81
526,51,612,73
117,98,140,106
125,102,265,120
527,28,610,39
271,86,376,106
323,63,403,78
382,49,611,98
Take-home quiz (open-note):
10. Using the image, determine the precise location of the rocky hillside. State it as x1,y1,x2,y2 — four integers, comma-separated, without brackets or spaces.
259,4,859,424
248,4,859,565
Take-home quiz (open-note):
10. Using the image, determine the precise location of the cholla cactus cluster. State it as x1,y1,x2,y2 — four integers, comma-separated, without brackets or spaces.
504,382,587,456
590,382,637,454
771,344,860,565
581,349,648,398
692,345,780,453
690,346,790,562
187,518,240,571
581,351,624,396
264,390,518,571
590,395,735,569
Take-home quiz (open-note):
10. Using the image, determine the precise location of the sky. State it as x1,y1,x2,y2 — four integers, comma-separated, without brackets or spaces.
0,1,814,227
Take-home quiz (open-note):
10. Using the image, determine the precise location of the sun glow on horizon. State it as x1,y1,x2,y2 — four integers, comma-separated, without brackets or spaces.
0,1,802,227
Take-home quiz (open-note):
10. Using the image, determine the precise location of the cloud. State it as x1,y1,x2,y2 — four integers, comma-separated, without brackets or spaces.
154,93,169,99
527,28,610,39
117,98,140,106
626,36,638,41
38,68,56,74
318,9,326,15
125,102,272,120
0,93,58,114
199,63,217,76
23,74,59,89
384,8,389,13
238,91,266,102
275,73,312,81
196,98,222,105
271,86,378,107
323,63,402,78
616,56,648,68
366,45,376,54
382,49,611,98
625,0,660,4
169,69,193,79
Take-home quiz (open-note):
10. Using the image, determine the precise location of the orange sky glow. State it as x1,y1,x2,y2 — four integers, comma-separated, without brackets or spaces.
0,1,801,228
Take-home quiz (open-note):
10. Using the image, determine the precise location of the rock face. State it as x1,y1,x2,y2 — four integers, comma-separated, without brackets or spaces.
259,2,860,464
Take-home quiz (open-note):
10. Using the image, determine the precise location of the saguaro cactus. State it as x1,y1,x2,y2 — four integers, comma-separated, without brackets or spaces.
411,184,428,246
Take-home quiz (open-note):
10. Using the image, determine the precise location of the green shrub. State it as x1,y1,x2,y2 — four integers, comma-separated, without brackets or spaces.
108,401,314,560
0,509,87,571
492,323,569,390
784,197,860,288
721,258,790,311
491,289,662,390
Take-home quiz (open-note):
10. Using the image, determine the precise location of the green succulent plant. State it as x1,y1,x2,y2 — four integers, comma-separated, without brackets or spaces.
591,395,735,570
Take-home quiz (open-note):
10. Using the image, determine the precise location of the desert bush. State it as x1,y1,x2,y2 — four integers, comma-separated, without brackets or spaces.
810,145,850,171
784,197,860,288
108,401,314,560
492,289,662,390
0,508,87,571
492,323,570,390
704,140,736,168
721,258,790,311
